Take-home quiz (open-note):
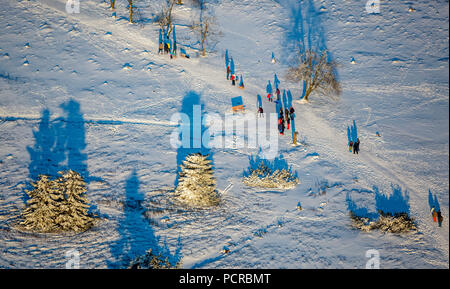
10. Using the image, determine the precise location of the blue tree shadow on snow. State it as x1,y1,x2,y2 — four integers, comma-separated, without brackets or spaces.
280,0,335,99
108,169,182,268
25,99,98,201
174,91,213,188
243,152,298,180
346,192,379,221
346,185,411,220
374,185,410,216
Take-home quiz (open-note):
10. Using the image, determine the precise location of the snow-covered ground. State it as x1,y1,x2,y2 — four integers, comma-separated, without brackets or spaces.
0,0,448,268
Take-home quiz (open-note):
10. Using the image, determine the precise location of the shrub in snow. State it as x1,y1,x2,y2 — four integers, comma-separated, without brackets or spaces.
243,155,299,189
174,153,220,207
129,249,181,269
350,212,416,233
20,170,95,233
348,185,416,233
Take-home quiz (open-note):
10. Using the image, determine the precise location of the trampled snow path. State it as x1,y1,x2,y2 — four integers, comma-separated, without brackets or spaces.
0,0,448,268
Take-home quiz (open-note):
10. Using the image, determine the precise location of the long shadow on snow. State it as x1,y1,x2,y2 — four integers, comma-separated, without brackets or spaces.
243,152,298,180
25,99,101,201
278,0,336,99
346,185,411,220
174,91,214,188
108,169,182,268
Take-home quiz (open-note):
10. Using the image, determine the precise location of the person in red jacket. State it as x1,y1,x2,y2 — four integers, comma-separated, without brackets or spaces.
231,74,236,85
226,65,231,80
431,207,438,222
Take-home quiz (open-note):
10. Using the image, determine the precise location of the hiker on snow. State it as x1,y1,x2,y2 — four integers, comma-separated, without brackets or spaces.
280,118,285,135
353,138,360,154
287,115,291,130
278,117,283,135
258,106,264,117
431,207,438,222
437,211,443,227
231,74,236,86
289,106,295,119
227,65,231,80
349,140,353,152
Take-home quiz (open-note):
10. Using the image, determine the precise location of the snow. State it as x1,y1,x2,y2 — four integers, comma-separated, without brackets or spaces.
0,0,448,268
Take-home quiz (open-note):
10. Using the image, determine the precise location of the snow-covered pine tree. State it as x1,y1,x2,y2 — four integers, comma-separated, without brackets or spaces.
175,153,220,207
56,170,95,232
21,175,64,233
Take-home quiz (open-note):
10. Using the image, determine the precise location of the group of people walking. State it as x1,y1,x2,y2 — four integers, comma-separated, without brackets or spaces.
349,138,360,154
158,27,177,59
277,106,295,135
431,207,444,227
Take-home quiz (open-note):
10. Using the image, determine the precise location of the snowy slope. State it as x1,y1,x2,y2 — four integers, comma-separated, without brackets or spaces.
0,0,448,268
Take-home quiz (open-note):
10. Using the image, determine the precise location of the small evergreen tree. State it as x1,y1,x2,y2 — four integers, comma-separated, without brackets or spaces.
130,249,182,269
57,170,95,232
175,153,219,207
21,175,64,233
20,170,95,233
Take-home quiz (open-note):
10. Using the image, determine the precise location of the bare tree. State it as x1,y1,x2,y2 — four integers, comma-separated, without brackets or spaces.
191,16,215,56
286,49,341,101
129,0,134,23
190,1,219,57
156,0,177,36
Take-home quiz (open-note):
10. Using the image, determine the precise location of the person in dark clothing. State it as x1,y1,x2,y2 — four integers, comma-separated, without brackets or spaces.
437,211,443,227
231,74,236,85
353,138,360,154
278,118,282,134
289,107,295,119
258,106,264,117
285,108,289,121
287,115,291,130
227,65,231,80
164,42,169,54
